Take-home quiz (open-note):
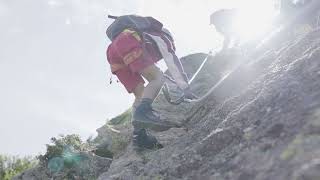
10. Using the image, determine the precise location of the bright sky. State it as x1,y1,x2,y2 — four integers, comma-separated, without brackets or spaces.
0,0,277,156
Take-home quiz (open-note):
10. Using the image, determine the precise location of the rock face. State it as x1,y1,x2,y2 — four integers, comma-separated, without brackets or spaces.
98,27,320,180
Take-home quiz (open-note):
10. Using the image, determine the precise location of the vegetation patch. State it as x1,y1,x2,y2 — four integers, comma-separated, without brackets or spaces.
108,108,132,126
37,134,97,179
0,155,37,180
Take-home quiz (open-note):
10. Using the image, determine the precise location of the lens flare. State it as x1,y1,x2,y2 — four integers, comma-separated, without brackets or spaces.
48,157,64,173
233,1,277,42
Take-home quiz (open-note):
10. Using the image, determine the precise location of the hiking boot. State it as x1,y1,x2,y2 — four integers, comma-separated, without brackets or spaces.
132,128,163,151
132,98,173,131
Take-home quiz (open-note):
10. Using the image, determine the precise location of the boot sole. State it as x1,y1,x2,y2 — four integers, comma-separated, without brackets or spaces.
133,143,164,152
132,120,174,132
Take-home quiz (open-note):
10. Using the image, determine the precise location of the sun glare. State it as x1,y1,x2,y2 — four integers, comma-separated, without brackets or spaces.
233,1,277,42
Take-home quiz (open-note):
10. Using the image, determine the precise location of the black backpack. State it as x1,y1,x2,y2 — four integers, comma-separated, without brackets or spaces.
106,15,163,41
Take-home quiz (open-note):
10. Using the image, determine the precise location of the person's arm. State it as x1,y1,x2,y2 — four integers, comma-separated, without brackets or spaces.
222,35,231,50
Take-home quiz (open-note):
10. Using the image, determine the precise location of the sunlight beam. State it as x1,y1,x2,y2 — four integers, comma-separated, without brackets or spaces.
233,1,277,42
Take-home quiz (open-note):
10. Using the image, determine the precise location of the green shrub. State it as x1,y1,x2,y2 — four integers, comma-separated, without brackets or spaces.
37,134,93,173
108,109,132,125
0,155,37,180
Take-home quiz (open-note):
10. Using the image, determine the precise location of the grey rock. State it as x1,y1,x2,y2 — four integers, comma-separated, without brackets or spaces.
99,18,320,180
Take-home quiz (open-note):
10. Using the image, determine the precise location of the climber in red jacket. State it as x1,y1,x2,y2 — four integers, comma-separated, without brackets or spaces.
106,15,196,150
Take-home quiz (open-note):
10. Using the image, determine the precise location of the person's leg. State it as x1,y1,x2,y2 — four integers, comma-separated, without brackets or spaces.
131,81,163,151
135,64,164,120
132,64,174,131
132,64,164,120
132,82,144,111
132,64,164,112
146,34,189,90
140,65,165,101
